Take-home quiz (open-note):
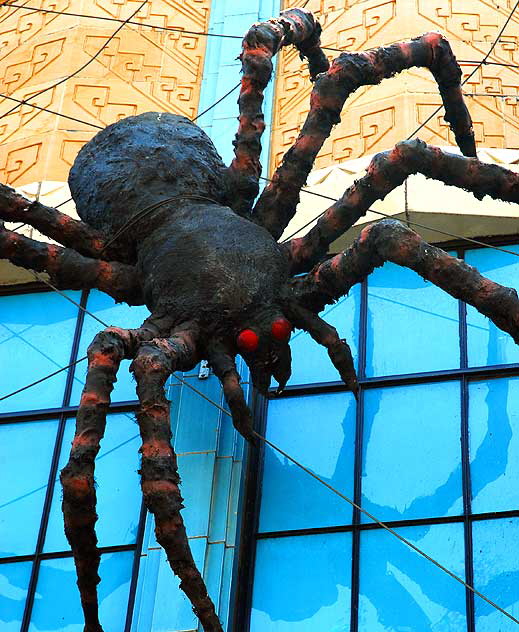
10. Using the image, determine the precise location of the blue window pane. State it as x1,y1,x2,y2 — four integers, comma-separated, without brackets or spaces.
70,290,150,405
0,560,32,631
470,378,519,514
30,551,133,632
288,287,360,386
44,413,141,552
359,523,466,631
362,382,462,522
251,533,351,631
465,246,519,367
0,419,58,557
0,291,80,413
473,518,519,630
259,393,356,532
366,260,460,377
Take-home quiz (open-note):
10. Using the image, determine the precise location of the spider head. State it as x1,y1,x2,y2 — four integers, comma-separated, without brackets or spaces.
234,310,293,395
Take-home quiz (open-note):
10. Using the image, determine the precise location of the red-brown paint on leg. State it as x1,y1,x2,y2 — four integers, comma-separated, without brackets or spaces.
254,31,475,240
131,331,221,632
0,182,128,261
291,218,519,345
227,8,328,215
286,139,519,274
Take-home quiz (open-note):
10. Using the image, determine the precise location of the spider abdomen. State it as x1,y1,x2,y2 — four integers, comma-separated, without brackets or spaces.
137,202,289,326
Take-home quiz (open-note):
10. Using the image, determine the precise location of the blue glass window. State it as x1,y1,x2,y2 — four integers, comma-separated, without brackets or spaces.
472,518,519,630
359,524,466,631
44,413,141,552
251,533,352,631
465,246,519,367
288,287,360,386
70,290,150,405
362,382,462,521
0,291,80,413
259,392,356,532
366,259,460,377
29,552,133,632
470,378,519,514
0,420,58,558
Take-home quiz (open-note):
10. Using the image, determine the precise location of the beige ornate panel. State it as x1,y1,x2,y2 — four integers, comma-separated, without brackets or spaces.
271,0,519,170
0,0,211,187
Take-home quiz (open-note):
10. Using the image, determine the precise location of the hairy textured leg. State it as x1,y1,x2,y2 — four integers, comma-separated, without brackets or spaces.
0,224,143,304
61,326,152,632
254,32,476,239
228,8,329,215
0,184,129,261
283,301,358,395
131,325,223,632
286,139,519,273
207,344,255,441
291,219,519,344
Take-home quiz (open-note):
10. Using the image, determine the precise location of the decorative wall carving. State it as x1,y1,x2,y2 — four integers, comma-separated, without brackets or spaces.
271,0,519,170
0,0,211,186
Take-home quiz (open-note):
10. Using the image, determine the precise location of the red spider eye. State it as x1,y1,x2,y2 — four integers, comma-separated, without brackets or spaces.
237,329,259,352
271,318,292,341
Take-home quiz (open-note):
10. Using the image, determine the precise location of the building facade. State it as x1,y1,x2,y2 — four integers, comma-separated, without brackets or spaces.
1,1,519,631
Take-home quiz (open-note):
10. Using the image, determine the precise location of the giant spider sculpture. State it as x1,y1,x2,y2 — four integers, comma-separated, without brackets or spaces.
2,7,519,632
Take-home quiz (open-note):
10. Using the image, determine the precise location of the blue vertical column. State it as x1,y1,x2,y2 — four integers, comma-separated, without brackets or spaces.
131,1,279,631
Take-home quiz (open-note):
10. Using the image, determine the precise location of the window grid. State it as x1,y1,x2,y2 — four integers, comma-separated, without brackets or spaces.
0,286,146,632
238,239,519,632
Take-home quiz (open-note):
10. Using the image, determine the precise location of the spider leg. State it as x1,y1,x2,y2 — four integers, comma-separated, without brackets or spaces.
131,324,223,632
0,184,127,261
286,139,519,274
254,31,476,239
207,343,255,442
60,326,154,632
0,223,143,304
291,219,519,345
227,8,329,215
282,301,358,396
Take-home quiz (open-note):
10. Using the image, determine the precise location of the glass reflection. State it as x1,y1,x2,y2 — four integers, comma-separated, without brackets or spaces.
465,246,519,367
29,552,133,632
473,519,519,630
259,393,356,532
0,561,32,631
251,533,351,630
359,524,466,631
70,290,150,404
0,291,80,413
470,378,519,513
366,259,460,377
0,420,58,558
362,382,462,521
288,287,360,386
44,414,141,552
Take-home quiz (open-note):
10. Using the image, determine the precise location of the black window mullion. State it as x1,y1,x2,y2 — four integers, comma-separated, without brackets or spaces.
124,501,147,632
350,277,368,632
20,289,89,631
458,246,475,632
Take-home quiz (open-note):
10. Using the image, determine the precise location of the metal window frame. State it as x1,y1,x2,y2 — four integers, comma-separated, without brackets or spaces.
233,236,519,632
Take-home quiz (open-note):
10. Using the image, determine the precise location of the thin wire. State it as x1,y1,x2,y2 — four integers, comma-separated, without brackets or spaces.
1,3,242,39
405,0,519,141
0,0,149,121
254,429,519,625
259,175,519,258
169,372,519,625
192,82,241,121
0,92,103,129
0,356,87,402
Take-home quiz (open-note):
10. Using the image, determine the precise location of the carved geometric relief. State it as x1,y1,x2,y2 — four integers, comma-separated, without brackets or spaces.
0,0,211,186
271,0,519,171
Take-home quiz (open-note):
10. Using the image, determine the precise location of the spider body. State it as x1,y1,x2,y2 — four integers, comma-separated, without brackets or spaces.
3,7,519,632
